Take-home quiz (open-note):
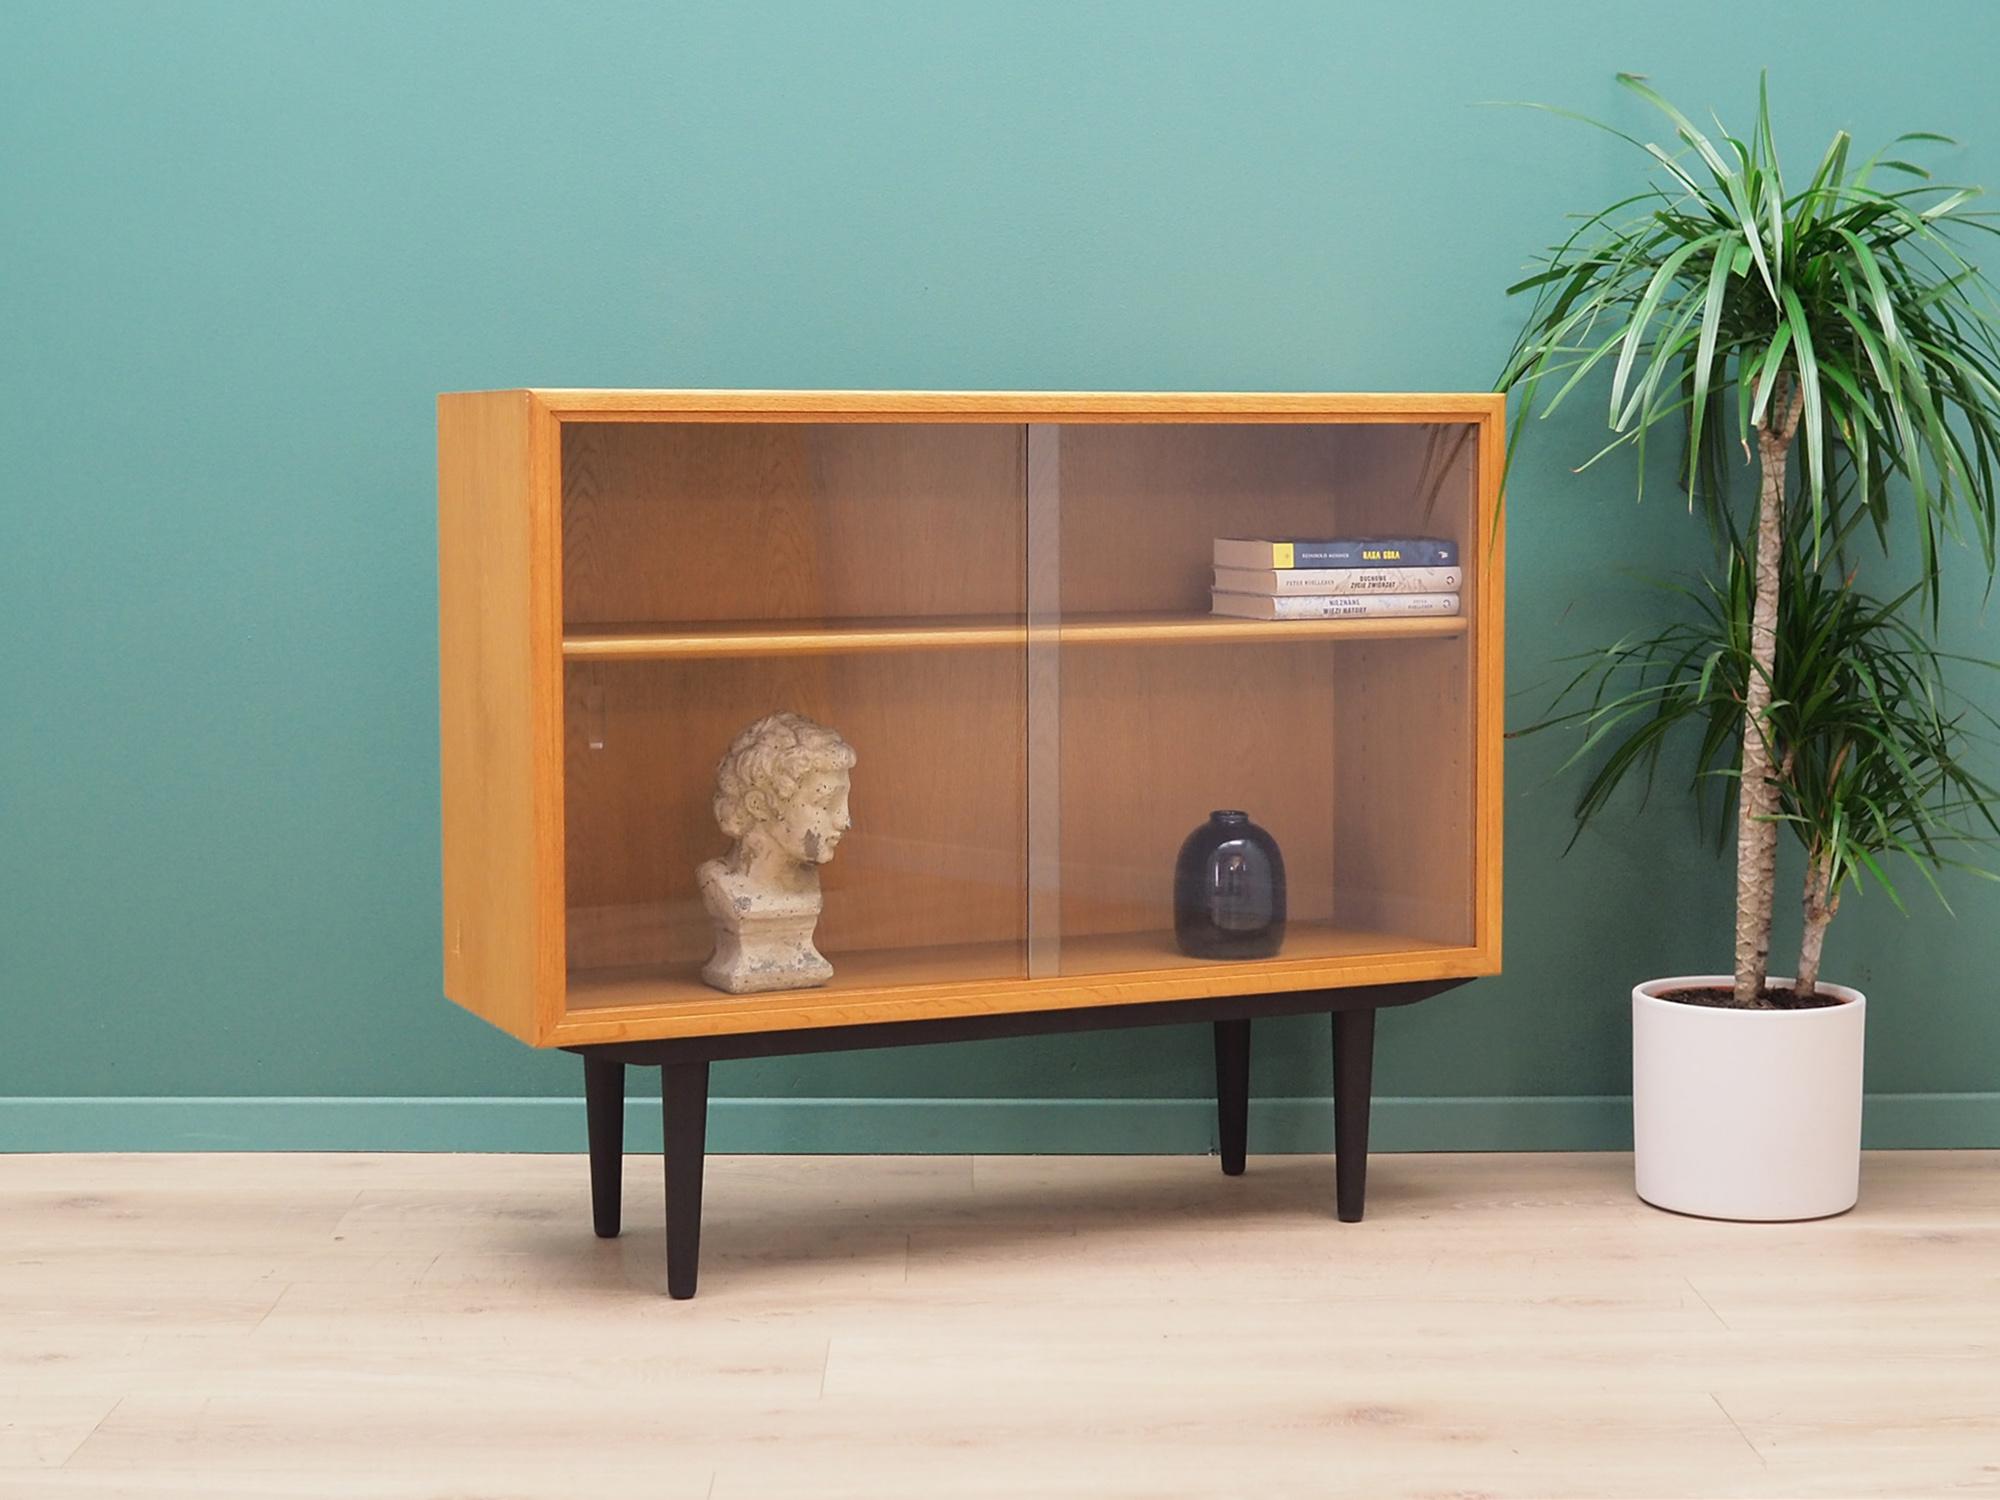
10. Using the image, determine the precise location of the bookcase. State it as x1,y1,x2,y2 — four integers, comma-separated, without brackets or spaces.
439,390,1505,1296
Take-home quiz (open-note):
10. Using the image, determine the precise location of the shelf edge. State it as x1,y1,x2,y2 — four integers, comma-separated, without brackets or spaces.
561,614,1468,661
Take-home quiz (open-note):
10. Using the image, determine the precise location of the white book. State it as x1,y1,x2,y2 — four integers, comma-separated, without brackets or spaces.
1210,591,1461,621
1212,564,1463,596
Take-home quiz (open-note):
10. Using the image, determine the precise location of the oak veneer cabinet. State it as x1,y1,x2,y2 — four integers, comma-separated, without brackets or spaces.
438,389,1505,1297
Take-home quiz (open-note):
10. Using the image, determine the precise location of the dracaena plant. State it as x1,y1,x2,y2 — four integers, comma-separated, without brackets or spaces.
1498,72,2000,1005
1522,512,2000,998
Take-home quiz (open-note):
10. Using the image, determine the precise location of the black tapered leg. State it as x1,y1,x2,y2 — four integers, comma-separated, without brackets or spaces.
1212,1018,1251,1176
662,1058,710,1299
583,1056,626,1239
1331,1006,1377,1223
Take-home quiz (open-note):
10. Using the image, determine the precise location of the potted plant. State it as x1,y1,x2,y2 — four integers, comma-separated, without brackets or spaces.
1498,75,2000,1219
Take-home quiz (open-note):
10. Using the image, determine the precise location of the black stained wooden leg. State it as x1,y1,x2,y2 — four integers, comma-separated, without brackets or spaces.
662,1058,710,1300
1213,1018,1251,1176
584,1055,626,1239
1332,1006,1378,1223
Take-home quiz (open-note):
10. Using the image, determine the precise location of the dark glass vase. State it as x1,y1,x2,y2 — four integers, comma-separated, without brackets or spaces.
1173,810,1286,959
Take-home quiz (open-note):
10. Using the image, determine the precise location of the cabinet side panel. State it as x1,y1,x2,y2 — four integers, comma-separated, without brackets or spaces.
1476,404,1505,963
439,391,547,1043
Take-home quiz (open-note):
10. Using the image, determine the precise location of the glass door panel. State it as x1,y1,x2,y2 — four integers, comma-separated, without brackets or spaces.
560,421,1029,1011
1029,421,1481,979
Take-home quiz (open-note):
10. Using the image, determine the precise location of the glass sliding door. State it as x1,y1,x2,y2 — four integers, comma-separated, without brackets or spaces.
1028,420,1482,980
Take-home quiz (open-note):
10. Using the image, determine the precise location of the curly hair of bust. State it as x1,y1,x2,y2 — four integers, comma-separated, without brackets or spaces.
713,712,857,839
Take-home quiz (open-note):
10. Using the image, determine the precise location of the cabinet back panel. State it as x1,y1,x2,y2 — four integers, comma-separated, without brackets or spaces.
1329,426,1478,946
563,651,1026,972
1327,638,1475,946
1058,423,1471,614
1052,420,1479,955
561,422,1025,626
1055,642,1338,942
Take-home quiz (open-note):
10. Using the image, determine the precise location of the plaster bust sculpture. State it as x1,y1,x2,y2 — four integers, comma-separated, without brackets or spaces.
697,712,856,994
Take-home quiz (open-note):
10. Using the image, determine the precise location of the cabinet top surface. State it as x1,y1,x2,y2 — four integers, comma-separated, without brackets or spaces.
443,389,1506,421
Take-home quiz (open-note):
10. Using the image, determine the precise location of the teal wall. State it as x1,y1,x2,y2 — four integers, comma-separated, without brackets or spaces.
6,1,1997,1150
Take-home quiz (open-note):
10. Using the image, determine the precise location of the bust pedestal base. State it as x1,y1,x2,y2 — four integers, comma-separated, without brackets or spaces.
701,907,833,994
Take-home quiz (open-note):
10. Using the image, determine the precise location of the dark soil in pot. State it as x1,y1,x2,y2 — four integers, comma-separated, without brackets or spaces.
1656,985,1846,1011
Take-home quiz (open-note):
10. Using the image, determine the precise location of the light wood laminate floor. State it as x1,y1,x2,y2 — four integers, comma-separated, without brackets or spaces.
2,1151,1996,1499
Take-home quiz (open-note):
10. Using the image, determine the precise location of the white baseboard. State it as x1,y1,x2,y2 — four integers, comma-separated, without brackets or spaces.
2,1093,1994,1152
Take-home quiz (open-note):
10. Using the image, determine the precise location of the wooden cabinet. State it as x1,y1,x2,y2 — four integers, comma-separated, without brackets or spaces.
440,390,1503,1046
439,389,1505,1295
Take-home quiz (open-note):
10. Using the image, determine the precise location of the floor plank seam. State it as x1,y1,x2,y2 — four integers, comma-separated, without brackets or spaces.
248,1283,291,1334
1683,1277,1732,1331
58,1394,125,1471
1708,1392,1766,1468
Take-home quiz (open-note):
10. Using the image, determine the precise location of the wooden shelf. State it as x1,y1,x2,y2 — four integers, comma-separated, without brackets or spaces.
564,616,1023,660
568,937,1026,1012
561,922,1465,1040
1066,612,1468,648
562,611,1468,661
1058,923,1458,976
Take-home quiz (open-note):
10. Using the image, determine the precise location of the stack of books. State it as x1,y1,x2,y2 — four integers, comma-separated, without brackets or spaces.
1210,536,1462,620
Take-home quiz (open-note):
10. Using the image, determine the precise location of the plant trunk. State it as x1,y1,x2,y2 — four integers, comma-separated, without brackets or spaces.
1733,381,1804,1007
1797,842,1839,999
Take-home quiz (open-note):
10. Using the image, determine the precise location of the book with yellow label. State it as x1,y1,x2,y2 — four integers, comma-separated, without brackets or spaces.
1212,536,1459,570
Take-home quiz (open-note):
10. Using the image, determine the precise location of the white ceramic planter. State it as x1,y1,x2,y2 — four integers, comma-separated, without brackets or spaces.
1631,974,1866,1221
